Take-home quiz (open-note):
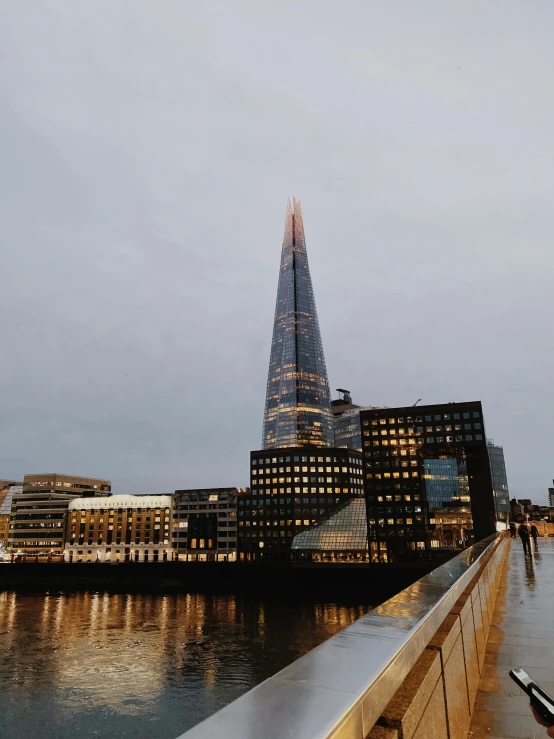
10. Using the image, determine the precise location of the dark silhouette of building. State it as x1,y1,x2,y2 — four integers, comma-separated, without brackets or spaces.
238,447,364,561
262,198,333,449
172,488,241,562
360,402,497,563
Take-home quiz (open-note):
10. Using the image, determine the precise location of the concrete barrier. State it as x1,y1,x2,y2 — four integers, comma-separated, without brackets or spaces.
369,534,509,739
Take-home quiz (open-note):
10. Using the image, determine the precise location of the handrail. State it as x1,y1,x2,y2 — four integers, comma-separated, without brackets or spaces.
177,533,501,739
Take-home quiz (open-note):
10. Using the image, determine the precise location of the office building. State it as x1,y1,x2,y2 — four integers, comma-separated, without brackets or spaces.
549,481,554,508
239,447,364,561
9,473,111,555
487,440,510,523
262,198,334,449
332,390,379,451
64,494,172,562
172,488,240,562
360,402,496,563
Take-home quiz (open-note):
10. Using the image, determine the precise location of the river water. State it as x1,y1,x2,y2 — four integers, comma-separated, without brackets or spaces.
0,591,370,739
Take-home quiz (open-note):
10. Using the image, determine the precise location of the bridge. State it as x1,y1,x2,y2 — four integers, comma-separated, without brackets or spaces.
177,534,554,739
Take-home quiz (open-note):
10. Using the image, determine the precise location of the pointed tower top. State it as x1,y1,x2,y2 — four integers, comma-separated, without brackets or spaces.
262,199,333,449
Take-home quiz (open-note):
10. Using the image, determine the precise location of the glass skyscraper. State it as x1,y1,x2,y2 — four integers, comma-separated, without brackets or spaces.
262,198,333,449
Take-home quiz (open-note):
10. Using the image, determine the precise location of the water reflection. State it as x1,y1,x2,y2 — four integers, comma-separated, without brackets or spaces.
0,591,369,739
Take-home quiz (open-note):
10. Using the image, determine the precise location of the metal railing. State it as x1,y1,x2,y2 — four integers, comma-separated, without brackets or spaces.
177,533,501,739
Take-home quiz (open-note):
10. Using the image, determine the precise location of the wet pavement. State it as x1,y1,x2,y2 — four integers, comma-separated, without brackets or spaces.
469,536,554,738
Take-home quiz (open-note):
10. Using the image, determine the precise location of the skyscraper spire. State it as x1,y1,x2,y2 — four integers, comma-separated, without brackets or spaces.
262,199,333,449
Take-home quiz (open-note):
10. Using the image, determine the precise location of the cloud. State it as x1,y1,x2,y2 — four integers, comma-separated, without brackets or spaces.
0,0,552,501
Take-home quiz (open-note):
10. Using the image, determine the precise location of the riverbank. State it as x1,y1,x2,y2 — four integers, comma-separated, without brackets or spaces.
0,560,435,600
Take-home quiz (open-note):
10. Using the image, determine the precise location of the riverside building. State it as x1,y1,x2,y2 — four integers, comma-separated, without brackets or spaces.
63,494,173,562
9,473,111,556
172,488,240,562
360,401,497,563
238,447,364,561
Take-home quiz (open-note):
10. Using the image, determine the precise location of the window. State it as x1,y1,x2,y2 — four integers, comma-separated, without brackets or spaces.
472,411,480,418
463,412,470,419
427,437,434,443
466,434,473,441
475,434,483,440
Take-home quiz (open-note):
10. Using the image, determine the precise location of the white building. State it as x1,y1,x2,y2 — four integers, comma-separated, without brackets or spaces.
63,494,173,563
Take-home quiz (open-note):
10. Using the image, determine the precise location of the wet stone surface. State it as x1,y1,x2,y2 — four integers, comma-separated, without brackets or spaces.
469,537,554,738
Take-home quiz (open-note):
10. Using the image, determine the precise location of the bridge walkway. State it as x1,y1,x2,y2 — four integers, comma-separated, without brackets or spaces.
469,537,554,738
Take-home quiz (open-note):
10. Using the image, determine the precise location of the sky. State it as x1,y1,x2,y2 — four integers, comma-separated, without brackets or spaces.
1,1,552,502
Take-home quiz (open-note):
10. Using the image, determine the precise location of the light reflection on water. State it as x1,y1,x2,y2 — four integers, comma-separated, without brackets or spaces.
0,591,369,739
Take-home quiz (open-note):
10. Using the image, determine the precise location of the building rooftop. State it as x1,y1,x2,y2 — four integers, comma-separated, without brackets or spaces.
68,494,172,510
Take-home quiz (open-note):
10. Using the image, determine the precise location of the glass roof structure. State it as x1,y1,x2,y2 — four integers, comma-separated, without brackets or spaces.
291,497,368,552
0,486,20,515
262,198,333,449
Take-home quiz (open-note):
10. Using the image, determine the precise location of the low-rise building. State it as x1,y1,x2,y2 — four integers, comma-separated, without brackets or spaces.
172,488,240,562
9,473,111,556
63,494,173,562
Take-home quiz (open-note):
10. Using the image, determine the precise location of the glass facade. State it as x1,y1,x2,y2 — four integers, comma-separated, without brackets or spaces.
361,402,497,563
487,442,510,522
291,498,368,561
423,456,469,510
262,199,333,449
333,410,362,450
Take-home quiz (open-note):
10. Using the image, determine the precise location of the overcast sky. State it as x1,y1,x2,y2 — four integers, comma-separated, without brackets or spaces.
1,1,552,502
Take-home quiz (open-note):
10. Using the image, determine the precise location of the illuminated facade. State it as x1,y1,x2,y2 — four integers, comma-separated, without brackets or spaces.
239,447,364,561
63,495,173,562
262,198,333,449
9,473,111,555
361,402,497,563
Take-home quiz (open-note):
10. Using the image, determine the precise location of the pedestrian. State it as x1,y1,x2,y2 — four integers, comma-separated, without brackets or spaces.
530,523,539,551
509,522,517,538
518,523,532,556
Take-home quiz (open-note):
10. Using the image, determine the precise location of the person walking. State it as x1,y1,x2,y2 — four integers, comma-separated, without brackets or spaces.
530,523,539,551
509,522,517,538
518,523,532,556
